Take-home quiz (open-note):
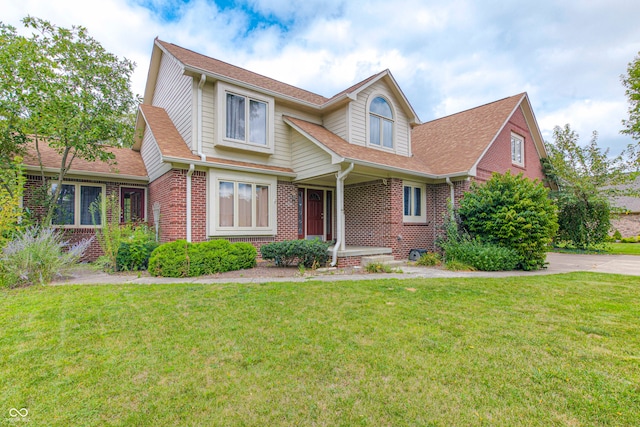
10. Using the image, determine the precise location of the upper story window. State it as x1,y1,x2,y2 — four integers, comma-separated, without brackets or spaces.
511,133,524,166
369,96,394,149
217,82,275,154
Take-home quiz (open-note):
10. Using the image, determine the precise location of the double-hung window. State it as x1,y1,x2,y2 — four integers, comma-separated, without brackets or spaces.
403,181,426,223
217,82,275,154
211,171,276,235
51,183,104,227
511,133,524,166
369,96,394,149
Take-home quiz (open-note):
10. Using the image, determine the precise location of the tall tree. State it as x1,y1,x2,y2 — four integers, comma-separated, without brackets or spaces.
543,124,637,249
0,17,138,224
622,52,640,143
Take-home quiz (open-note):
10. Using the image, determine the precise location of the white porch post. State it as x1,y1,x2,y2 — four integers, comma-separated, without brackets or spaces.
331,163,354,266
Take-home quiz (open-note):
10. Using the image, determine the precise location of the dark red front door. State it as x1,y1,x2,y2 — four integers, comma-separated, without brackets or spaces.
306,189,324,237
121,187,145,222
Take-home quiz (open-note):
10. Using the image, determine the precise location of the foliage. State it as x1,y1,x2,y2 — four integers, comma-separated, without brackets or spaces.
90,193,130,272
260,239,330,268
116,225,158,271
622,51,640,143
554,192,610,250
415,252,442,267
0,156,26,247
458,171,558,270
148,239,256,278
613,229,622,241
0,226,91,287
620,236,638,243
365,262,393,273
543,125,636,249
437,215,518,271
0,17,138,224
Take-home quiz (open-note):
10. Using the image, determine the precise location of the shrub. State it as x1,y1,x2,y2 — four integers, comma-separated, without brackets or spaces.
148,239,257,278
554,192,610,250
621,236,638,243
415,252,442,267
116,225,159,271
260,239,330,268
90,193,133,272
613,229,622,241
458,171,558,270
445,260,476,271
1,226,92,287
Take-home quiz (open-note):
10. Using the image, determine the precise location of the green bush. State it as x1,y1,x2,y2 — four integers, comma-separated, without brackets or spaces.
458,171,558,270
621,236,638,243
554,192,610,250
260,239,330,268
445,239,519,271
415,252,442,266
147,239,257,278
116,225,158,271
613,229,622,241
1,226,92,287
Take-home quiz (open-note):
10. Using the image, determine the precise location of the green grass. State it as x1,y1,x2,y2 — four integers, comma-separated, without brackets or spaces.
2,273,639,426
607,242,640,255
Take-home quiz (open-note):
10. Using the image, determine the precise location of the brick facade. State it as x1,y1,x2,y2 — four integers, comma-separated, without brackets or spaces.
475,107,546,184
611,213,640,238
22,175,147,261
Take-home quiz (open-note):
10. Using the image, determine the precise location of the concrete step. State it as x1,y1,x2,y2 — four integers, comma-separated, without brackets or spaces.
361,255,402,266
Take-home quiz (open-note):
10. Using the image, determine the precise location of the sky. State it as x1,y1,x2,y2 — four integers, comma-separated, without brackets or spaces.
4,0,640,154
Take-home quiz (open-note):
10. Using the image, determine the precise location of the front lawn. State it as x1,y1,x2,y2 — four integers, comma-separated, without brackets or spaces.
607,242,640,255
2,273,639,426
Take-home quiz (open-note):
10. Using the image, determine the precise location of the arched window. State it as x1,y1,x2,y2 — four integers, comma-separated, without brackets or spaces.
369,96,394,148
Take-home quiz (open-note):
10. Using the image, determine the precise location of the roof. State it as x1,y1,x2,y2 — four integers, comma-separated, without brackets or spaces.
284,116,444,178
22,138,148,181
139,104,294,175
152,39,419,122
411,93,526,175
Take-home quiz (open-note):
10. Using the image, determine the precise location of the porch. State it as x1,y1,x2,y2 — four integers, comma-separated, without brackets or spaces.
327,245,394,268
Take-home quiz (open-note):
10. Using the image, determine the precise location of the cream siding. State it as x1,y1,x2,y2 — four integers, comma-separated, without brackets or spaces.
291,129,338,181
324,108,348,141
201,81,215,152
152,53,194,150
140,127,171,181
350,80,411,156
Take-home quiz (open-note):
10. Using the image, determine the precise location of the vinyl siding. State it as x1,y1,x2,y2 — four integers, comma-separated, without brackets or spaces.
350,81,411,156
324,107,348,141
291,129,338,181
152,53,193,150
141,127,171,181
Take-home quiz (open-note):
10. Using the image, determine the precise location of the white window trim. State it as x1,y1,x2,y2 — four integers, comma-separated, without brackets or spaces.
209,170,277,236
51,182,106,228
402,181,427,223
365,93,396,153
511,132,525,167
216,82,275,155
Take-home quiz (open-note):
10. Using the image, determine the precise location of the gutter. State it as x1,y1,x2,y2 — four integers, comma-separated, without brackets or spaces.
331,162,355,267
186,163,195,242
197,74,207,161
161,155,297,177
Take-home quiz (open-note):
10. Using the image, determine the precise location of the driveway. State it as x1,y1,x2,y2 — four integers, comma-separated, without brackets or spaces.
53,252,640,286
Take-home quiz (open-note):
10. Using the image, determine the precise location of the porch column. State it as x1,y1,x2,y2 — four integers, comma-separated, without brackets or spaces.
331,163,354,266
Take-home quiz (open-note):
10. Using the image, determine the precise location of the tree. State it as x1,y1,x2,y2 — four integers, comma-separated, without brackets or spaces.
622,52,640,143
542,124,637,249
458,171,558,271
0,17,138,224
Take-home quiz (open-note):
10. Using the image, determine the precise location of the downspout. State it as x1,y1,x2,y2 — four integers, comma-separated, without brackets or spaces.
186,163,195,242
446,177,455,221
331,162,355,267
197,74,207,161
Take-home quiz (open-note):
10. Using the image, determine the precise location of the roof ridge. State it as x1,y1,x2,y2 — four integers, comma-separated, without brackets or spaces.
422,92,525,125
157,39,331,104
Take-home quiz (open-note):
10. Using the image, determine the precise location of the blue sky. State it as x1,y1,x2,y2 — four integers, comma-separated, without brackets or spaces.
5,0,640,153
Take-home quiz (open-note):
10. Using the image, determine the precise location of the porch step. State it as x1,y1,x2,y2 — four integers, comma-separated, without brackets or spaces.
361,255,403,267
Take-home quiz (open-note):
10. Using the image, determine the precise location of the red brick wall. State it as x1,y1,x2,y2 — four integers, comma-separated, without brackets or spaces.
611,213,640,238
149,169,187,243
22,175,147,261
343,178,462,259
191,171,207,242
276,181,299,242
476,106,546,183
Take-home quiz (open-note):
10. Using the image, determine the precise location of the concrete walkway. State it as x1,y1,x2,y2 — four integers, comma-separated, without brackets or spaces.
53,252,640,286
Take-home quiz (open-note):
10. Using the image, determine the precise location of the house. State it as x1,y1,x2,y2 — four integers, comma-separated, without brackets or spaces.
22,38,549,266
610,175,640,237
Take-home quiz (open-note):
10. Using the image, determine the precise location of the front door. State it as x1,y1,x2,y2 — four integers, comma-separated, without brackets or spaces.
306,189,324,238
121,187,145,223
